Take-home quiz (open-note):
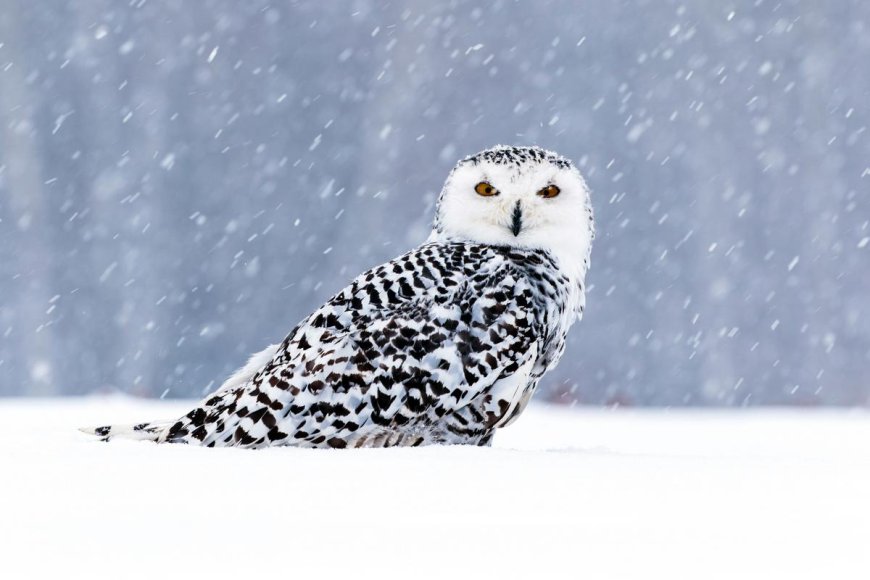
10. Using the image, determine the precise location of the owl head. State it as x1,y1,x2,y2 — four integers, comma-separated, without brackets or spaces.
430,145,594,279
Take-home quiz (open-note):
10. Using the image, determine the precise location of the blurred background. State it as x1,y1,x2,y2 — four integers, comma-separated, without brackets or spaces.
0,0,867,406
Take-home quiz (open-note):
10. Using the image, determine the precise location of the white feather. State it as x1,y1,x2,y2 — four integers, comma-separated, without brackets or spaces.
215,343,281,394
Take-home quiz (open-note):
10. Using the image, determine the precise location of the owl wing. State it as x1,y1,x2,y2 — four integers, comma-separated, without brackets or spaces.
163,243,545,448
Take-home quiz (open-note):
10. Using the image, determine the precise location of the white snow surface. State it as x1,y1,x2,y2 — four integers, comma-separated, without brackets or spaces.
2,397,869,579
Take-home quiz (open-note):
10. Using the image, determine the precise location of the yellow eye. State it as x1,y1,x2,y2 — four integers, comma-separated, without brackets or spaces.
474,182,499,197
537,184,561,198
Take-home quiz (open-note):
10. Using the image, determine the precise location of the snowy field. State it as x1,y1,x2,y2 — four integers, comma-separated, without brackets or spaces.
2,397,869,579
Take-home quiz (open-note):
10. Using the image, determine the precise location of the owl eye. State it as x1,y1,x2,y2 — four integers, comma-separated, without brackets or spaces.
537,184,561,199
474,182,499,197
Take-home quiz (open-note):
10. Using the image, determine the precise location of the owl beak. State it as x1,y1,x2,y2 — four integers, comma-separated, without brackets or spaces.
510,201,522,237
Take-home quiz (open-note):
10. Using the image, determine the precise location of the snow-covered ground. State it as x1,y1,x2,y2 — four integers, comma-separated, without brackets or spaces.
2,397,869,579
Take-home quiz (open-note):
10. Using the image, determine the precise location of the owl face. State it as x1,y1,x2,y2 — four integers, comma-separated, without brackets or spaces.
433,146,594,277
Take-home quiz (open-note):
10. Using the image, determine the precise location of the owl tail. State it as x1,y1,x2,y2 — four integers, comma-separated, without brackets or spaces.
79,421,170,442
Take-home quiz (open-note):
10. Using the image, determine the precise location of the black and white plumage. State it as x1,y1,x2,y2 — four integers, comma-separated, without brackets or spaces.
85,145,594,448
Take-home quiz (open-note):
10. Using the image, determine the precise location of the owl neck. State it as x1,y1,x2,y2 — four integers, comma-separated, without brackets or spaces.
426,229,589,290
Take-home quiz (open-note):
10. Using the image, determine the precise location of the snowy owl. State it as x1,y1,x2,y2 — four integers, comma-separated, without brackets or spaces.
84,145,595,448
